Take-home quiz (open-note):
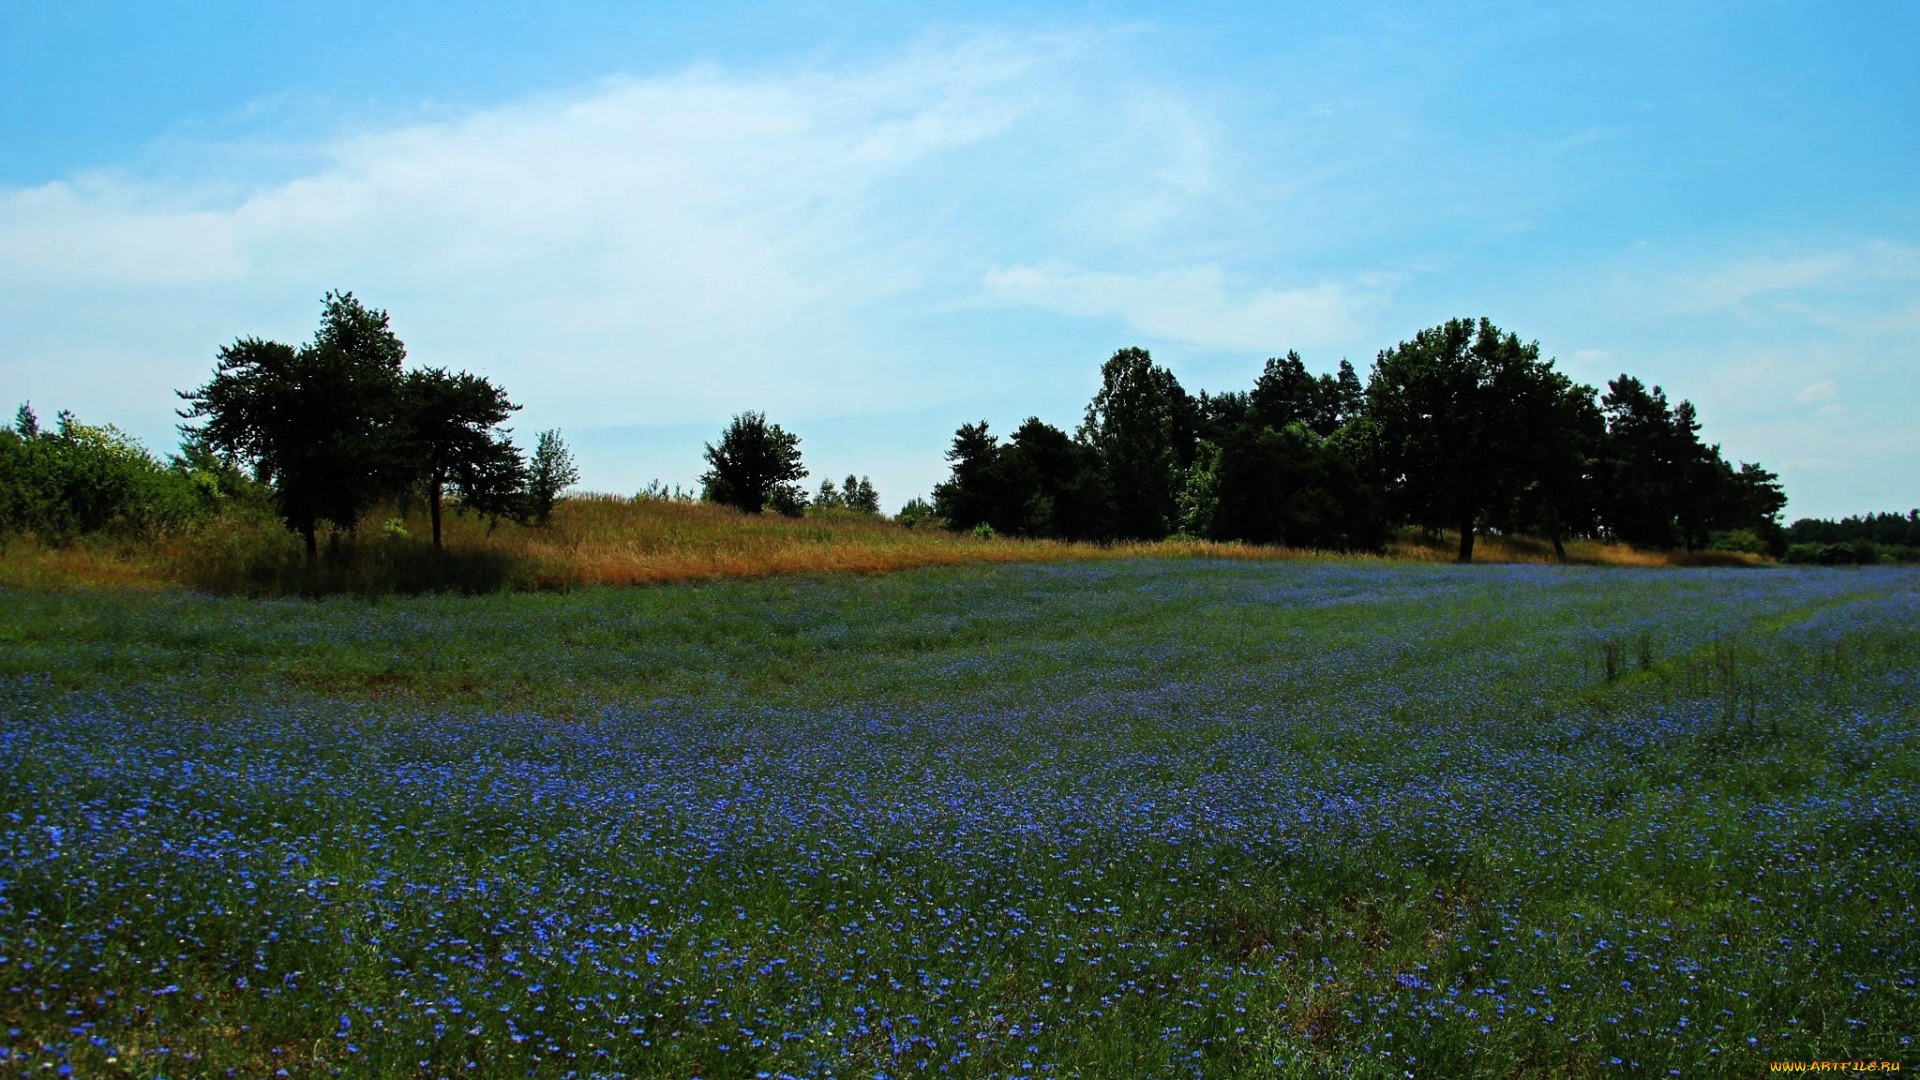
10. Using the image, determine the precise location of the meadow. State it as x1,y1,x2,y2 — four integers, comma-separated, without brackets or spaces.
0,493,1755,598
1,559,1915,1078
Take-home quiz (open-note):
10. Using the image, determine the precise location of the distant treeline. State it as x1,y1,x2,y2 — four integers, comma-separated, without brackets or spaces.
1783,510,1920,564
930,318,1786,561
4,299,1809,568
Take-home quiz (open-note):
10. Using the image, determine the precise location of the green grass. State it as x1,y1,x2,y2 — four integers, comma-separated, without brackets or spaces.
1,559,1915,1077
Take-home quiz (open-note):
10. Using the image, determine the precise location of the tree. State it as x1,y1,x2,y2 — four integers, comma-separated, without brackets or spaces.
1250,351,1318,431
525,429,581,525
931,421,1002,532
700,411,808,515
178,292,407,566
1079,347,1189,539
1367,318,1566,562
1497,369,1603,562
398,367,525,550
842,475,880,514
1001,417,1108,539
1201,421,1380,550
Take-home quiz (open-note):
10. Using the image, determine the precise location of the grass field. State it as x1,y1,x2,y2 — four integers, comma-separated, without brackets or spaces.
0,495,1759,597
2,559,1914,1077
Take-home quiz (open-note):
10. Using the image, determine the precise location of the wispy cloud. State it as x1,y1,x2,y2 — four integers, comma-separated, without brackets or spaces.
982,260,1381,352
1797,380,1836,404
1657,242,1920,315
0,34,1116,430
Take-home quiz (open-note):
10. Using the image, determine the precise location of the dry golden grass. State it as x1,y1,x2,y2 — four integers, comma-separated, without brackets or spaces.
0,494,1767,594
1387,529,1766,568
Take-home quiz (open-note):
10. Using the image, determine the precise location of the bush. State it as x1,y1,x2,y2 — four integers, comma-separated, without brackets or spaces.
1707,528,1768,555
0,403,242,544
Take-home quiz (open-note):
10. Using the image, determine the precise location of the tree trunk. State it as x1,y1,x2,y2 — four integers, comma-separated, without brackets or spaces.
302,523,318,569
1546,504,1568,563
429,476,444,552
1457,509,1476,563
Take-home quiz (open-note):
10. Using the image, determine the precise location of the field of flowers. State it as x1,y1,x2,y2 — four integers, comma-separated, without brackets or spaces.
2,560,1916,1078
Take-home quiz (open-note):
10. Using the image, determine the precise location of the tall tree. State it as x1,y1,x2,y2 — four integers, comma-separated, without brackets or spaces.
931,421,1002,532
1079,347,1188,540
178,292,406,566
1367,318,1564,562
1250,351,1318,431
842,475,881,514
398,367,525,550
700,411,808,515
1500,369,1604,562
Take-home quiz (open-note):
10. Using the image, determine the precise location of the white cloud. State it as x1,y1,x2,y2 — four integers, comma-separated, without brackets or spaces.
0,34,1111,433
1655,242,1920,315
1797,380,1836,403
982,260,1380,352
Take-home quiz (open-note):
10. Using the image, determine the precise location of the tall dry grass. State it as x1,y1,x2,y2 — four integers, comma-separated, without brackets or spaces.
0,495,1766,595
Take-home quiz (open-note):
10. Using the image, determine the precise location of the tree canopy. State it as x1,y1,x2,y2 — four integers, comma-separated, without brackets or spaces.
177,291,536,565
701,411,809,516
928,317,1785,560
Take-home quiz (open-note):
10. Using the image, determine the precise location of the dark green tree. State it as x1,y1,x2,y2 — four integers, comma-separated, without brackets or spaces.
1598,375,1693,548
398,367,525,550
700,411,808,515
842,475,881,514
1079,347,1189,539
1250,351,1318,431
178,292,407,566
1497,369,1604,562
931,421,1002,532
1367,318,1566,562
1203,421,1381,550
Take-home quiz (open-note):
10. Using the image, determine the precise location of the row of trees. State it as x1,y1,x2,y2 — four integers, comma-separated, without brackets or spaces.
932,318,1787,560
1784,509,1920,564
177,292,578,564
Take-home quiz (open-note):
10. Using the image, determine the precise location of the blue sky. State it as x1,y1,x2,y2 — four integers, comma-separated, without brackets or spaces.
4,1,1915,519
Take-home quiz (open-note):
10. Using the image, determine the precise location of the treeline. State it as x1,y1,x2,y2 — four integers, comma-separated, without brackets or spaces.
1784,510,1920,564
930,318,1786,561
3,300,1801,570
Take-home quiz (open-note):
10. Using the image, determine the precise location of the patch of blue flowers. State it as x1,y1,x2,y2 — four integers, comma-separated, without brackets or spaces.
2,563,1915,1077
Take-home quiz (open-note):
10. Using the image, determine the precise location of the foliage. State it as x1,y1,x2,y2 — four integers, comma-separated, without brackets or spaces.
1201,420,1383,550
178,291,546,563
894,496,937,529
1078,347,1190,539
700,410,809,516
0,402,236,543
398,367,526,549
635,479,699,503
930,420,1001,532
1787,508,1920,553
525,429,582,524
178,292,410,564
1366,318,1573,562
813,474,881,515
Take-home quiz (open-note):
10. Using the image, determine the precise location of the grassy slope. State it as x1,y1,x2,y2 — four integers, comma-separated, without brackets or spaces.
2,561,1912,1078
0,494,1759,596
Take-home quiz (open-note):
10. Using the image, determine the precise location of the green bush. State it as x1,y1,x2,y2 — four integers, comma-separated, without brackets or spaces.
0,404,250,543
1706,528,1768,554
